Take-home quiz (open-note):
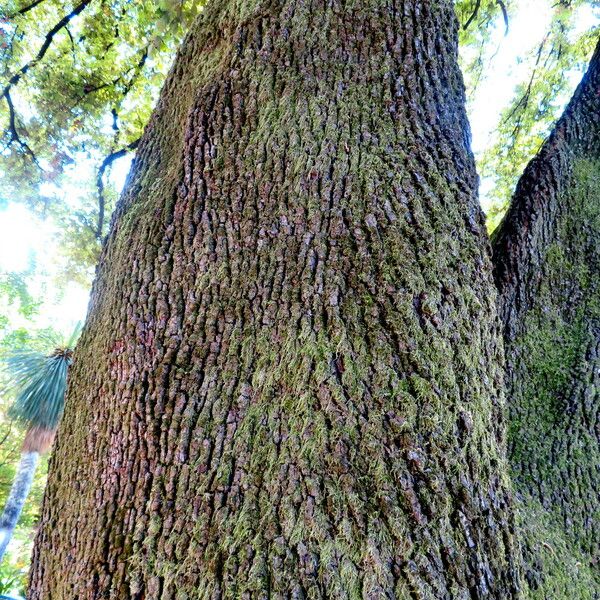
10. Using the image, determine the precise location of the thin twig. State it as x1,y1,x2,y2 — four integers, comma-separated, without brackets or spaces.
78,45,148,103
0,423,13,450
65,24,77,62
93,44,148,237
503,34,549,126
7,0,47,18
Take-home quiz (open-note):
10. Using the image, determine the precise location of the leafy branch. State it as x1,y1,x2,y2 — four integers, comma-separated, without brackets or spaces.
7,0,48,18
1,0,93,167
1,0,93,101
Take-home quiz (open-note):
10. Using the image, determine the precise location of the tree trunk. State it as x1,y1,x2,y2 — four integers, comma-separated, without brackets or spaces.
30,1,520,597
0,450,39,562
492,40,600,596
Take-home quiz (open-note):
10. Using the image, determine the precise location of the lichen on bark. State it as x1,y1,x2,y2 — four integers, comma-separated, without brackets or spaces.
30,1,520,598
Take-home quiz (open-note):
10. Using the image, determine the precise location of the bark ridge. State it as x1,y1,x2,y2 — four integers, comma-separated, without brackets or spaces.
31,1,519,598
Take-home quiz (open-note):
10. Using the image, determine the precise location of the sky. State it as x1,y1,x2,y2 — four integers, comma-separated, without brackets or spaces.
0,0,598,335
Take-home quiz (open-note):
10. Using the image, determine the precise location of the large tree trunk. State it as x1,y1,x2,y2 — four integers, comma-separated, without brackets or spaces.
30,1,520,597
493,40,600,596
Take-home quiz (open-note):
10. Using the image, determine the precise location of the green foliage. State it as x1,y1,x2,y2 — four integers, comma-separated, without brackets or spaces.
0,0,205,281
457,0,513,83
0,533,29,595
0,559,26,595
0,0,596,279
471,3,599,229
0,274,39,320
5,351,69,430
0,421,45,596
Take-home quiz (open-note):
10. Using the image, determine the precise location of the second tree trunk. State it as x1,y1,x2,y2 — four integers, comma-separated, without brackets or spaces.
493,40,600,597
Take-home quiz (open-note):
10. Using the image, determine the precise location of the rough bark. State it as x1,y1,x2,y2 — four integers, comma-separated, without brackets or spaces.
30,1,520,598
493,40,600,597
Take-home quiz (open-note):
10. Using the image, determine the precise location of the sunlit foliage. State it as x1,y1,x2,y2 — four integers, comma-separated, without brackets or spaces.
0,0,204,281
1,1,596,270
458,1,599,229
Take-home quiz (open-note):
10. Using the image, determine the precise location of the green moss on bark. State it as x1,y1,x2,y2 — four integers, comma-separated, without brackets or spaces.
500,158,600,597
31,1,521,597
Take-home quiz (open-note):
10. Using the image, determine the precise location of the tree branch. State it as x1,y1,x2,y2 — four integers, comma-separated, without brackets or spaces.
502,34,549,127
95,138,140,239
78,44,148,103
496,0,509,35
0,424,13,451
463,0,509,34
9,0,47,17
463,0,481,30
1,0,93,101
3,90,41,168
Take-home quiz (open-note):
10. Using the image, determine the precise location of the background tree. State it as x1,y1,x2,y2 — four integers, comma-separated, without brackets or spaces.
0,327,77,563
28,0,522,596
493,39,600,597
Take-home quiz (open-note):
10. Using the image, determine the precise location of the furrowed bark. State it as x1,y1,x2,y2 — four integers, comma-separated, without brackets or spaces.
493,40,600,597
30,1,520,597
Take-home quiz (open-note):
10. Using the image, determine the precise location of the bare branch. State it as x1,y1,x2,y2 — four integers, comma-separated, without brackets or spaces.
463,0,481,30
3,90,41,168
496,0,509,35
463,0,509,34
64,24,77,61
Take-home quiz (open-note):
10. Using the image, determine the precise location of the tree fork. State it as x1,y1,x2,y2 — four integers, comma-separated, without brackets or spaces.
30,1,520,597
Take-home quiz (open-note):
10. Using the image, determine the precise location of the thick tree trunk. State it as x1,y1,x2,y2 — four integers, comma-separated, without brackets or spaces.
30,1,520,597
0,451,39,562
493,40,600,596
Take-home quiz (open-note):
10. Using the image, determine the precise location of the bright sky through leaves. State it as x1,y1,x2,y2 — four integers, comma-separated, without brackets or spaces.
465,0,599,210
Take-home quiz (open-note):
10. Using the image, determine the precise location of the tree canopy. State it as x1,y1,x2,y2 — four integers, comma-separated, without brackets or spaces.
1,0,203,281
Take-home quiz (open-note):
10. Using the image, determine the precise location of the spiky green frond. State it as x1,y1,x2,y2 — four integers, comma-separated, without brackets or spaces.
2,323,81,431
4,351,71,431
29,322,82,355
